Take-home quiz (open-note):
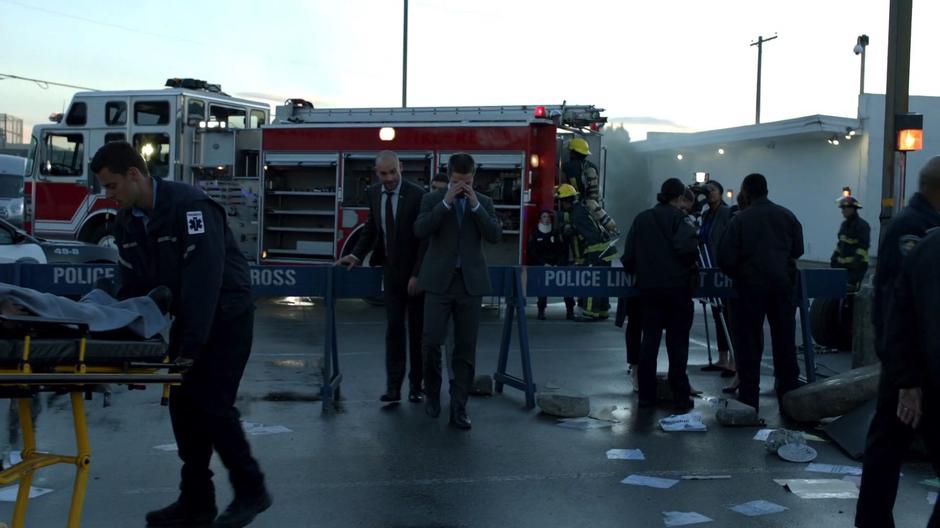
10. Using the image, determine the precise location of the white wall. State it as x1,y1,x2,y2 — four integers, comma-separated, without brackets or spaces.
645,135,866,263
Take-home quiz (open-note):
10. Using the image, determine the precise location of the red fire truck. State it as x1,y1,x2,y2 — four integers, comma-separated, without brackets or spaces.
24,80,608,266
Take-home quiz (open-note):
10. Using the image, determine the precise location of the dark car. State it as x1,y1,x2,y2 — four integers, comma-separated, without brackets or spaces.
0,218,117,264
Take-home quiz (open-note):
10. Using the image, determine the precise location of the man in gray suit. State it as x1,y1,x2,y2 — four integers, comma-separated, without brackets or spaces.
415,152,502,430
337,151,427,404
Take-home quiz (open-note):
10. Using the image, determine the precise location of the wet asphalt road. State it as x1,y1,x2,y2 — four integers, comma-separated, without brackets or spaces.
0,297,935,527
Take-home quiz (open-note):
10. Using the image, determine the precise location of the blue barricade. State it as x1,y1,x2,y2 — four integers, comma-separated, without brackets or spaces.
0,263,847,410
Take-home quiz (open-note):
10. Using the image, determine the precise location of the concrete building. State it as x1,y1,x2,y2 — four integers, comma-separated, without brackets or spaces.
633,94,939,263
0,114,24,147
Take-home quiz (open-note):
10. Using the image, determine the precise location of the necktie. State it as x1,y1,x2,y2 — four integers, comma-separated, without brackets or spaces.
456,197,466,228
385,191,395,261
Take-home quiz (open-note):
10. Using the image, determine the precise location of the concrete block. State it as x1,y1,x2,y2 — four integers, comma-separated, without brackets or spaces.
716,398,764,426
471,375,493,396
536,390,590,418
782,364,880,422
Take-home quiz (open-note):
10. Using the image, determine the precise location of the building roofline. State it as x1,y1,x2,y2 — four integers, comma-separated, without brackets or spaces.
632,114,862,153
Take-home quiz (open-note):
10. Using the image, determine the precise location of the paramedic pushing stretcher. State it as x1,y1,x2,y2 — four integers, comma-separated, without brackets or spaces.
91,142,271,528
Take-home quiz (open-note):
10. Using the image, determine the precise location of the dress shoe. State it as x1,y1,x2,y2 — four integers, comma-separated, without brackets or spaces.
213,491,272,528
145,499,217,527
425,396,441,418
449,407,472,430
148,285,173,314
379,389,401,403
408,390,424,403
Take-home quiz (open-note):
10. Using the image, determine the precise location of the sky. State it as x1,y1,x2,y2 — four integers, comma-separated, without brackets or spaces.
1,0,939,141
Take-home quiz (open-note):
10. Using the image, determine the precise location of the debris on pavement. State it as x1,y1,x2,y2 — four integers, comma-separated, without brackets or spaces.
621,475,680,489
730,499,788,517
606,449,645,460
662,511,713,526
660,412,706,432
805,463,862,476
774,478,860,499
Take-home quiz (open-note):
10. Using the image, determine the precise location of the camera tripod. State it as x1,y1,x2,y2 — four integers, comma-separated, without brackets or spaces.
696,242,735,371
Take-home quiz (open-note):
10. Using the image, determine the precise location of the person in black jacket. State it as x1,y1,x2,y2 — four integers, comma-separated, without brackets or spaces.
830,195,871,291
91,142,270,528
622,178,699,410
717,173,804,412
700,180,734,373
338,151,428,404
527,210,572,320
857,156,940,528
875,228,940,527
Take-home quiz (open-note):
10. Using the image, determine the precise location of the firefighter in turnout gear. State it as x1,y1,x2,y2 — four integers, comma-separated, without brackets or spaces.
557,183,617,321
830,195,870,291
562,137,619,236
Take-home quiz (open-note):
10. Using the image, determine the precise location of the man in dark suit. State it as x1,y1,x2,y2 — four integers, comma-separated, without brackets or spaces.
414,152,502,430
337,151,427,403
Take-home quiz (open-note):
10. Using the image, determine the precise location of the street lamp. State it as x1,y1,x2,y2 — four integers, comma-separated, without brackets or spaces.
854,34,869,95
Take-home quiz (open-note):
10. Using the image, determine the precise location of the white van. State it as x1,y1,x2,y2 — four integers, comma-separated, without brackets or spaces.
0,154,26,226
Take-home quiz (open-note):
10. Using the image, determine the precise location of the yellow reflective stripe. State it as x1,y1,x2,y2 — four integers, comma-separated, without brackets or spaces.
856,248,870,262
839,235,859,244
585,242,610,253
836,256,855,264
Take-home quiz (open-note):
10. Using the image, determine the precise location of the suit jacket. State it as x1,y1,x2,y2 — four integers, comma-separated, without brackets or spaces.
351,179,427,285
414,188,502,296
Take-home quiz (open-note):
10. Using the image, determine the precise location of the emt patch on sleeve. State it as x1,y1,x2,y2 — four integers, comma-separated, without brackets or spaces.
186,211,206,235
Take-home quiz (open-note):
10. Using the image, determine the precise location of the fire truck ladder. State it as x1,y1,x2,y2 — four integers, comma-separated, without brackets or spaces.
276,104,606,129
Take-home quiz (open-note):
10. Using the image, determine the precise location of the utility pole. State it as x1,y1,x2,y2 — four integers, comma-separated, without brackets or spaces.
854,35,870,95
751,34,777,124
880,0,913,228
402,0,408,108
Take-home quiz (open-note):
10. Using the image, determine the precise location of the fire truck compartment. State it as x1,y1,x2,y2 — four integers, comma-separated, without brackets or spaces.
262,153,339,262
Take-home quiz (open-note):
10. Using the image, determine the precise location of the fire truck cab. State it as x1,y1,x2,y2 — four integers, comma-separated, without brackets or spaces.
260,103,606,267
24,78,269,255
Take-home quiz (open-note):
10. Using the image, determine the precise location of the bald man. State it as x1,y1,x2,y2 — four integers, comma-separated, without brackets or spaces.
338,151,428,403
857,156,940,528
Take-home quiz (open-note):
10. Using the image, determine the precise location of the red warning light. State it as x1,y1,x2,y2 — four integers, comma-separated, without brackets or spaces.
534,106,547,118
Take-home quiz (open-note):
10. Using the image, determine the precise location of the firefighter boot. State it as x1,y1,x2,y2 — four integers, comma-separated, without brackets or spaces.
145,499,217,527
213,491,272,528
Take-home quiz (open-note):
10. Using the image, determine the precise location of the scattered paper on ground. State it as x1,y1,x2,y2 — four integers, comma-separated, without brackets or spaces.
660,412,706,432
842,475,862,488
557,417,614,430
929,492,937,505
590,405,624,423
241,422,293,436
607,449,645,461
805,463,862,475
0,486,52,502
774,478,859,499
922,478,940,489
8,452,22,465
662,511,713,526
754,428,825,442
681,475,731,480
730,500,788,517
153,443,178,452
621,474,680,489
753,429,774,441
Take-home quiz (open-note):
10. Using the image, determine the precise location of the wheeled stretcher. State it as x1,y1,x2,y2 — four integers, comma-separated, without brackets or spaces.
0,314,181,528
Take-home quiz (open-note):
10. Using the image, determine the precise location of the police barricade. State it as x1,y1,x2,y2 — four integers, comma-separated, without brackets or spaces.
1,263,845,412
513,266,848,403
0,263,383,413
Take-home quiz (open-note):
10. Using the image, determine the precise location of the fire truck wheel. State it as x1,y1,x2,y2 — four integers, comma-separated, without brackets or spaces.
85,222,117,249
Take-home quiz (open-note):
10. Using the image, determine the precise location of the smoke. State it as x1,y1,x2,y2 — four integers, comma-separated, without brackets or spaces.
603,126,653,250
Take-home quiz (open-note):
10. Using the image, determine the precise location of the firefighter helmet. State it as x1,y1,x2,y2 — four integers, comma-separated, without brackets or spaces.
568,137,591,156
837,196,862,209
555,183,580,199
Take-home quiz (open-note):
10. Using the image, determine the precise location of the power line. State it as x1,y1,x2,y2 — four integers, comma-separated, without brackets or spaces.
0,73,99,92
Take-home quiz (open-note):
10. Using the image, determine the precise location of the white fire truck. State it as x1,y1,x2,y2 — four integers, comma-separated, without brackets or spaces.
24,80,608,266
